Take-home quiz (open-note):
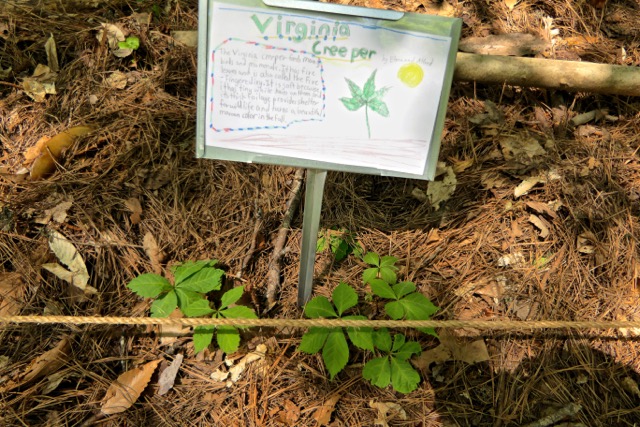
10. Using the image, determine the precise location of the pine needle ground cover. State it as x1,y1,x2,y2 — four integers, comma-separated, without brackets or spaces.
1,0,639,425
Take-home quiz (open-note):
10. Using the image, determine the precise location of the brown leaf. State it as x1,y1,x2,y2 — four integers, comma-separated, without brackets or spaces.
30,126,94,180
525,201,559,220
23,337,71,383
504,0,520,11
157,354,183,396
101,359,162,415
0,272,25,316
35,200,73,225
277,399,300,425
124,198,143,225
312,393,341,426
369,401,407,427
529,214,550,238
412,343,451,372
143,232,164,274
23,136,51,163
413,330,490,372
159,309,189,345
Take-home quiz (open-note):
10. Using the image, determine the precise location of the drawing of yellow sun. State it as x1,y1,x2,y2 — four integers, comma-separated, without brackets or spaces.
397,63,424,88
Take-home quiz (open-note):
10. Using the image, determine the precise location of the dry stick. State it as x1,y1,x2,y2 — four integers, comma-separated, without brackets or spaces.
521,403,582,427
454,52,640,96
238,200,264,279
265,168,305,312
3,316,640,330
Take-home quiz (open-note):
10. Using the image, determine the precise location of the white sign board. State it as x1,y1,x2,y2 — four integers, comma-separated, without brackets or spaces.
198,0,461,179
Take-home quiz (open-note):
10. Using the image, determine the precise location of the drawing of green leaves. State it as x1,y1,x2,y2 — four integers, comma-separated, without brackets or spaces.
339,70,389,139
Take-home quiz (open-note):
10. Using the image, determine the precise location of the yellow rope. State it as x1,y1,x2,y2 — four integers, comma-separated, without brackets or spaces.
1,315,640,330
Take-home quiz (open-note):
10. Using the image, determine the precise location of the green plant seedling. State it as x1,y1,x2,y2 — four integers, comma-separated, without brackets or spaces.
339,70,390,139
316,228,363,262
363,328,422,393
193,285,258,354
298,282,373,379
118,36,140,50
363,252,398,285
127,259,223,318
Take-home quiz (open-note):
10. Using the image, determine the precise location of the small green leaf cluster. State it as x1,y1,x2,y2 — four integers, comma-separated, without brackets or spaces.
127,260,257,354
364,253,439,337
363,329,422,393
299,252,439,393
118,36,140,50
298,282,373,379
316,228,363,262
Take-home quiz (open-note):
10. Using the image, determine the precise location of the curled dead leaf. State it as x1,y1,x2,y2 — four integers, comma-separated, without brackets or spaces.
313,393,341,426
143,232,165,274
101,359,162,415
42,229,97,295
22,338,71,385
369,401,407,427
30,126,94,180
529,214,550,238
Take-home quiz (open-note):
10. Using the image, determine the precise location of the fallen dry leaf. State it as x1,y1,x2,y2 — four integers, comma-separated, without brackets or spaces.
621,377,640,397
500,136,546,162
105,71,128,89
22,64,57,102
30,126,93,180
369,401,407,427
413,330,490,372
504,0,520,11
577,232,597,254
226,344,267,385
525,201,559,220
313,393,341,426
124,198,143,224
143,232,164,274
101,359,162,415
514,176,544,198
44,33,59,72
171,31,198,47
0,272,25,316
277,399,301,426
157,354,183,396
42,229,97,295
23,135,51,163
23,337,71,384
529,214,550,238
159,309,189,345
427,162,457,210
35,200,73,225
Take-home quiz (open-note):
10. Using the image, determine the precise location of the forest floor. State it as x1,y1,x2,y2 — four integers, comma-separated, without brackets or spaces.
1,0,640,426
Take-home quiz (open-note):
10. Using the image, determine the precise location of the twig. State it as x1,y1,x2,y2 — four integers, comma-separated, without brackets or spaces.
522,403,582,427
265,168,305,312
237,200,264,280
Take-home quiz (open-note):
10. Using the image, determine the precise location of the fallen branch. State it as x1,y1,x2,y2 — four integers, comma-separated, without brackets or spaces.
265,168,305,312
455,52,640,96
522,403,582,427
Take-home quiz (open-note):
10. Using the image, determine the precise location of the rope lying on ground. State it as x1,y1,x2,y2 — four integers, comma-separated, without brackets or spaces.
1,315,640,330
